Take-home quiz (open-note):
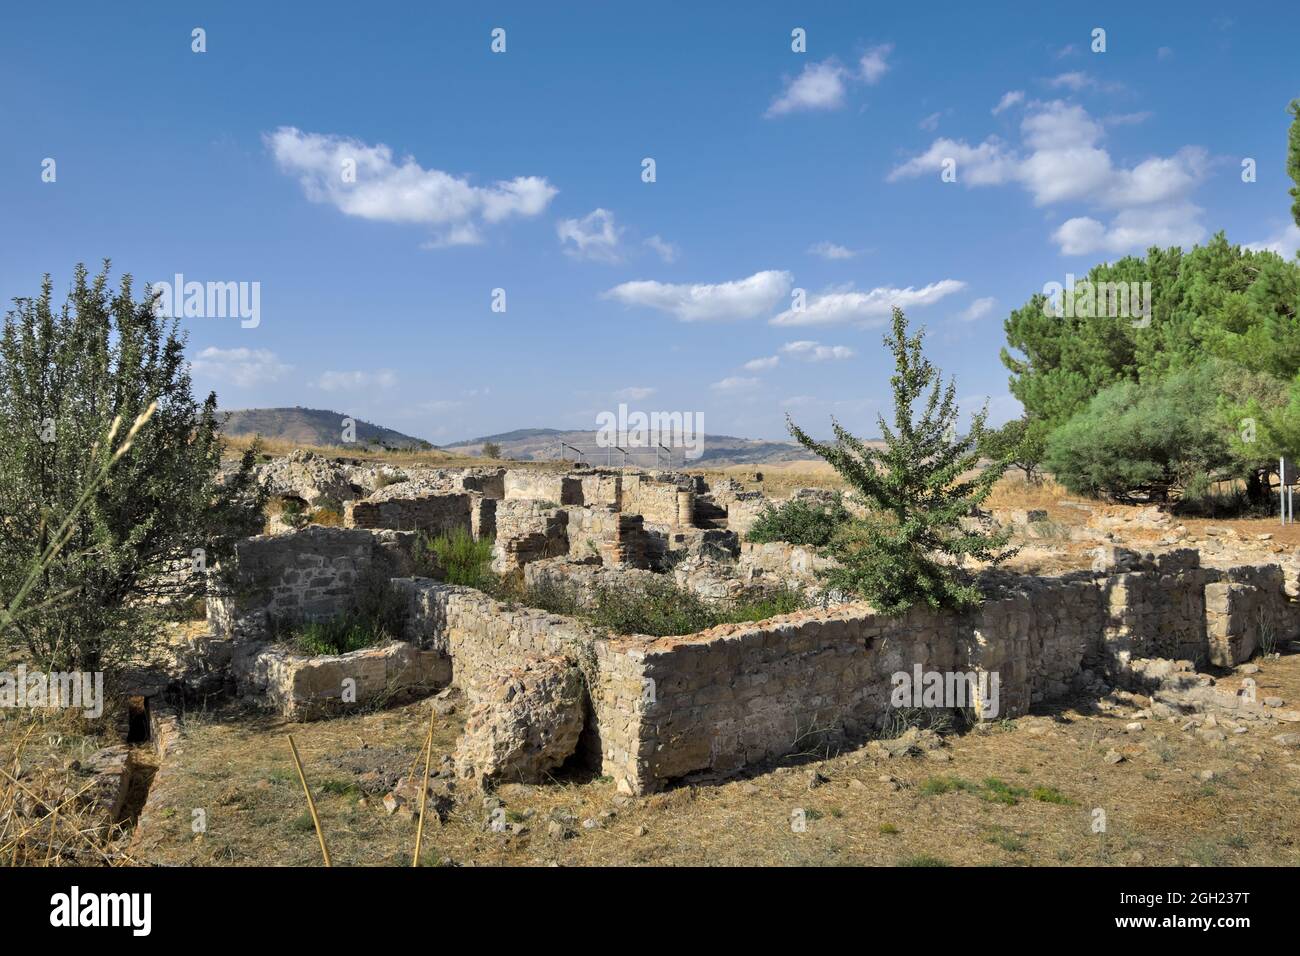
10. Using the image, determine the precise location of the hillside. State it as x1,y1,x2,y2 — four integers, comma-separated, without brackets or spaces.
219,407,430,450
441,428,821,468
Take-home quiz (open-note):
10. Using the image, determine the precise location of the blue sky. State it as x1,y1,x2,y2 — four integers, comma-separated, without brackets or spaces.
2,2,1297,444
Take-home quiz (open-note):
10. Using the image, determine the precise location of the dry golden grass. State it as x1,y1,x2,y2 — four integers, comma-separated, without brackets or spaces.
121,651,1300,868
220,434,553,470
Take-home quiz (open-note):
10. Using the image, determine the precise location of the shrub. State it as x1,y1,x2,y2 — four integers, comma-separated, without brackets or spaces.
481,441,502,459
745,495,851,546
787,308,1014,614
422,528,495,589
0,263,265,669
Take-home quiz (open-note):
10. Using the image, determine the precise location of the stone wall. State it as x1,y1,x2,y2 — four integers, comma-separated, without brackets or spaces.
491,500,569,572
565,505,651,567
233,640,449,719
344,491,472,536
622,473,692,526
503,471,582,505
725,491,770,536
207,527,418,641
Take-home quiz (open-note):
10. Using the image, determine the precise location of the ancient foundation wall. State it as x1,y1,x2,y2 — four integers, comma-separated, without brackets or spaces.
207,527,418,641
621,474,690,526
344,492,472,536
503,471,582,505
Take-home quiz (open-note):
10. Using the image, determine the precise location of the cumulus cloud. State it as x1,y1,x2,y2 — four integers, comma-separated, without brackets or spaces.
315,369,398,392
604,270,792,322
766,60,851,116
957,297,997,322
771,279,967,327
557,208,623,262
191,347,291,387
888,100,1209,255
766,45,891,117
743,356,780,372
992,90,1024,115
781,340,856,361
265,126,556,246
808,241,858,260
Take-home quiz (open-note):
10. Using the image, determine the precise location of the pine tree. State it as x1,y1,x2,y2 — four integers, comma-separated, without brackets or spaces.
786,307,1015,614
0,262,265,669
1288,98,1300,232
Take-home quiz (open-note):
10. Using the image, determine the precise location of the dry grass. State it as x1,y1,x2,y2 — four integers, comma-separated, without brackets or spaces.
121,651,1300,867
221,434,550,470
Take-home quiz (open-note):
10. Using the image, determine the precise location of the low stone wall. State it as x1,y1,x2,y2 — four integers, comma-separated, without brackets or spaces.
233,641,449,719
725,492,769,536
207,527,418,641
344,491,472,536
738,541,834,582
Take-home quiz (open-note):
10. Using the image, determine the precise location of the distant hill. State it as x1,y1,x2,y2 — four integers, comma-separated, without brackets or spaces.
442,428,821,468
219,407,430,450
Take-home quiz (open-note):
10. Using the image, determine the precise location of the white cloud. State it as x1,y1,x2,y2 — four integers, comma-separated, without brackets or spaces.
889,101,1209,256
710,376,760,392
958,297,997,322
265,126,556,246
781,340,856,361
771,279,967,327
858,44,893,84
808,241,858,260
604,269,792,322
1048,71,1092,92
1104,111,1152,126
191,347,291,387
743,356,780,372
1053,203,1206,256
992,90,1024,115
1245,223,1300,257
644,235,679,263
557,208,623,262
766,45,891,118
919,112,942,132
315,369,398,392
614,386,656,400
766,60,850,116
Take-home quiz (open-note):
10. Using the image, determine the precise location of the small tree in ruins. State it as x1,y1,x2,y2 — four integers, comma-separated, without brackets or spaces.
786,307,1016,614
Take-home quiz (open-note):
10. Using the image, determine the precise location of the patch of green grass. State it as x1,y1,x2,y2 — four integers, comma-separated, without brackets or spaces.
318,779,358,796
289,811,316,833
984,827,1027,852
898,854,949,867
878,822,899,835
1030,785,1076,805
918,775,978,796
980,777,1029,805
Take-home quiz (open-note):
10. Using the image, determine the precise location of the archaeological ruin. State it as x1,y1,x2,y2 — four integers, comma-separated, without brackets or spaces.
105,450,1295,798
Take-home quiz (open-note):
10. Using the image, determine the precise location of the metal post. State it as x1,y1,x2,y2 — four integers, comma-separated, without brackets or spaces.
1282,457,1286,526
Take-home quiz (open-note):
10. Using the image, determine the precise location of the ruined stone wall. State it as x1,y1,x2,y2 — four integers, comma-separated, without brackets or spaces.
491,500,568,571
577,472,622,508
344,492,472,536
565,505,650,567
621,473,691,526
503,471,582,505
738,541,834,583
725,492,770,536
1204,564,1293,666
206,527,418,641
233,641,449,719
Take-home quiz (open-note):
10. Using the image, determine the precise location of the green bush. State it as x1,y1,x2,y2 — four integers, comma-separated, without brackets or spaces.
1045,364,1232,502
421,528,495,589
745,495,851,546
